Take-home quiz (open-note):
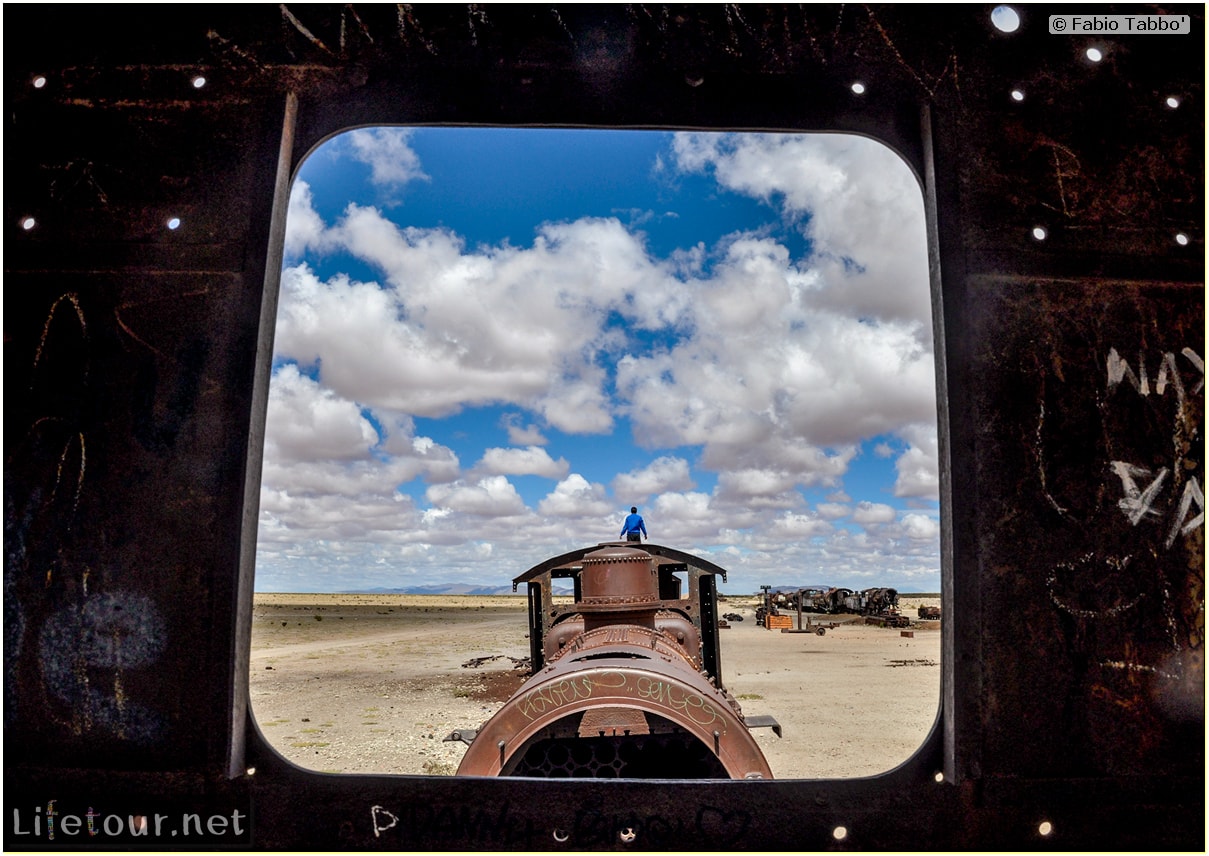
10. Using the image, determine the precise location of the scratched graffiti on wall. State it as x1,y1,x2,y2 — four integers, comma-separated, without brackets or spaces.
1036,332,1204,770
5,290,171,748
1105,347,1205,547
516,670,725,729
37,592,168,742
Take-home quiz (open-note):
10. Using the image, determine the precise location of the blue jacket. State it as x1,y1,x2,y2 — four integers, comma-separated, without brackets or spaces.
621,513,647,538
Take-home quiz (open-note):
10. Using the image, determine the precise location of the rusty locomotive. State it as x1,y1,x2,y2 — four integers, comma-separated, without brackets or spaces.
452,543,779,779
756,585,908,627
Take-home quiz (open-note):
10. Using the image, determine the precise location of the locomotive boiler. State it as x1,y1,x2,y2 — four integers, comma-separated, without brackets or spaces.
453,543,779,779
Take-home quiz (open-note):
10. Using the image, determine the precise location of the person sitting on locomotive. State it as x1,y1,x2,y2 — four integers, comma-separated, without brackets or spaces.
620,506,647,542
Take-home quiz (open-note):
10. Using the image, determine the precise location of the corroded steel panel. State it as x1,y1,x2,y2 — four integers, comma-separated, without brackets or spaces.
967,276,1204,778
3,3,1203,851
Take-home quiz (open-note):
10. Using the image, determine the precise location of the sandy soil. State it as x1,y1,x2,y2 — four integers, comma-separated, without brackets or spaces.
249,594,941,780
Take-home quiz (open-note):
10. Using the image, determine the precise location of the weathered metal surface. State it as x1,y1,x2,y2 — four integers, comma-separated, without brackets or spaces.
3,3,1203,850
458,545,773,780
457,656,772,780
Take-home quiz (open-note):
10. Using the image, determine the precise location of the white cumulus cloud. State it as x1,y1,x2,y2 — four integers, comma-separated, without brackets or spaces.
347,127,429,189
475,446,570,479
611,456,695,501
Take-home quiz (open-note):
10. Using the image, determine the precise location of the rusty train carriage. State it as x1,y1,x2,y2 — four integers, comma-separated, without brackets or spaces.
456,543,776,779
3,4,1204,851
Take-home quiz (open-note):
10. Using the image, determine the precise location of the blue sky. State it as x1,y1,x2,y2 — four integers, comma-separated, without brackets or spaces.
255,127,940,594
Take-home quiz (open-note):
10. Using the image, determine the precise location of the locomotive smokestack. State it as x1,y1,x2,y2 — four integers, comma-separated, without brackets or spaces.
579,546,660,633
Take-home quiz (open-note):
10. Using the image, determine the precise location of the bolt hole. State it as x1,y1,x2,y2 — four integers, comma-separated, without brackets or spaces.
167,217,182,231
1166,96,1180,109
1032,226,1047,241
552,828,569,843
192,75,206,89
32,75,47,89
833,826,848,841
850,82,866,95
1010,89,1024,102
1086,47,1103,63
991,6,1020,33
1175,233,1189,246
1038,820,1053,837
21,216,36,231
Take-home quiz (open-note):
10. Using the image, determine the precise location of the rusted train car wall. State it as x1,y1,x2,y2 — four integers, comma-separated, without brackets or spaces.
3,5,1203,851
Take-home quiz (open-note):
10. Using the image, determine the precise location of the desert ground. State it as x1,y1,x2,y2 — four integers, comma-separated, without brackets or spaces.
249,593,941,780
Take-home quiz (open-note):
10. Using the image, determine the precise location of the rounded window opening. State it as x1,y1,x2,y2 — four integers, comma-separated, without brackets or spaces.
250,127,942,782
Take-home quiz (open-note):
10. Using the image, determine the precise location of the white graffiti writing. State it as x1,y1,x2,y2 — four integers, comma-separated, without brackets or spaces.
1105,343,1203,548
1111,462,1169,525
1106,347,1204,398
516,671,627,721
1166,477,1205,548
1110,463,1203,546
634,677,723,728
514,670,722,728
371,805,398,838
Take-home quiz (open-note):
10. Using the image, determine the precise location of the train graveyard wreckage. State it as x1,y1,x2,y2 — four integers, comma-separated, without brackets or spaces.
754,584,926,632
448,543,782,778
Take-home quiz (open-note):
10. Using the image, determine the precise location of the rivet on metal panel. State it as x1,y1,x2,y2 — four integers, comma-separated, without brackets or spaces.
552,828,569,843
167,217,182,231
1166,96,1182,108
1011,89,1025,102
1175,233,1189,246
1038,821,1054,837
833,826,849,841
20,217,36,231
32,75,46,89
192,75,207,89
1086,46,1104,63
851,82,866,94
1032,226,1048,241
